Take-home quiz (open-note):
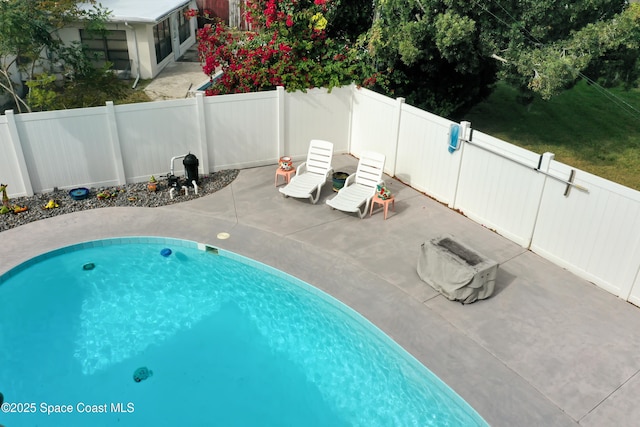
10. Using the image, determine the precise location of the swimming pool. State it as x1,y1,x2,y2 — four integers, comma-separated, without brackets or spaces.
0,237,488,426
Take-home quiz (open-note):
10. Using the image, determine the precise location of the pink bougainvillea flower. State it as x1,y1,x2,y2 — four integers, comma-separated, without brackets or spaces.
196,0,374,96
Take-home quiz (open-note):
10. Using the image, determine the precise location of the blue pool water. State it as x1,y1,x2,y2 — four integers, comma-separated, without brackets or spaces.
0,238,488,426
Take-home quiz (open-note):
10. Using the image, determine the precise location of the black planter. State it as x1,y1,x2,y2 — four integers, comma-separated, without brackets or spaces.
332,172,349,192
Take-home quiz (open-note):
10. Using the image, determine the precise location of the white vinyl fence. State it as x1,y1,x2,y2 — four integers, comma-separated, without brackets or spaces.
1,84,640,306
1,86,352,195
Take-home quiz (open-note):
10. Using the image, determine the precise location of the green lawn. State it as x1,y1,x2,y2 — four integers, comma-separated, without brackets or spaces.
464,81,640,190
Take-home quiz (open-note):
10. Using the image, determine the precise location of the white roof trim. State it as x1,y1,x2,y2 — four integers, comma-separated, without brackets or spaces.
82,0,192,24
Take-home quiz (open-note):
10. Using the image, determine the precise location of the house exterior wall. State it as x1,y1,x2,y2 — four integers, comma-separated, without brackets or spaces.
142,3,197,79
195,0,246,29
197,0,230,24
57,0,197,80
57,27,82,44
0,60,24,105
138,24,158,79
58,23,146,78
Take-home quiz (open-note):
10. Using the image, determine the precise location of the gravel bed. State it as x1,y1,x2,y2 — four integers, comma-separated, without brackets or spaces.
0,169,239,232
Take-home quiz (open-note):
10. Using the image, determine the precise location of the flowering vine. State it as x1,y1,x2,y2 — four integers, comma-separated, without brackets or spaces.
189,0,376,96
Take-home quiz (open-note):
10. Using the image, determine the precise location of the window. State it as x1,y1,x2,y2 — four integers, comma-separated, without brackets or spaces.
178,6,191,44
154,18,172,64
80,29,130,71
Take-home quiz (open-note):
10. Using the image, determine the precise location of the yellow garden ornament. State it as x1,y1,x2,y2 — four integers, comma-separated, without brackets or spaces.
0,183,9,210
0,183,29,214
43,199,59,209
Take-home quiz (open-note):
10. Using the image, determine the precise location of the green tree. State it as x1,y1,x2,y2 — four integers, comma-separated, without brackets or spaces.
324,0,374,42
504,3,640,99
0,0,109,113
368,0,639,117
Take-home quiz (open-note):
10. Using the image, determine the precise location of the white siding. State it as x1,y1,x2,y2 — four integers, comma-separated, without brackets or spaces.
115,99,200,181
453,131,547,247
350,88,400,174
395,103,458,204
204,91,279,170
0,117,27,196
531,162,640,299
14,107,115,192
285,86,351,158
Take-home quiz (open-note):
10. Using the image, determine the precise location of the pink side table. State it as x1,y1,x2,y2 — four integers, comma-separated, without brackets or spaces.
369,195,396,220
275,167,296,186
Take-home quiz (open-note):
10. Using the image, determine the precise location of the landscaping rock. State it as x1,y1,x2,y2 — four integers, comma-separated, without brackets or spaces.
0,170,239,232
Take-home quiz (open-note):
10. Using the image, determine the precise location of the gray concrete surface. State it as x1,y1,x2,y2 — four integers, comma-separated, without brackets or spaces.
143,46,207,101
143,61,208,100
3,154,640,426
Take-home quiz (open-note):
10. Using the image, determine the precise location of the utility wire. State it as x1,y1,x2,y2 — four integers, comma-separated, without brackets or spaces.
479,0,640,121
578,72,640,119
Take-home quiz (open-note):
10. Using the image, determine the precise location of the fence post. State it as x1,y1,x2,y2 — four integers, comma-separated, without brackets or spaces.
527,151,555,248
276,86,285,160
448,120,471,209
4,109,34,196
624,257,640,303
195,93,211,175
391,97,405,177
347,84,355,154
105,102,126,185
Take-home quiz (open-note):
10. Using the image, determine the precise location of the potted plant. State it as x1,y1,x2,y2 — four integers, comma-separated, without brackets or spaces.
332,172,349,192
279,156,293,171
147,175,158,192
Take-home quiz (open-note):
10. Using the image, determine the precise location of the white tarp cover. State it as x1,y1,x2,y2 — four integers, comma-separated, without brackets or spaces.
417,236,498,304
82,0,192,23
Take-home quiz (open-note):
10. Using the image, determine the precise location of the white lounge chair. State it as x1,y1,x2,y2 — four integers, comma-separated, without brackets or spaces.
326,151,386,218
279,140,334,204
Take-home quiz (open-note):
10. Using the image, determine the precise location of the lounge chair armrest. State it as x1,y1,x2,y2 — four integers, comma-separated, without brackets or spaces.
325,167,334,179
344,173,357,187
296,162,308,174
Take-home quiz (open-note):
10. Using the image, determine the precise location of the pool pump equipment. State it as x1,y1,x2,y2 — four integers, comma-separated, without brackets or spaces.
167,153,200,198
183,153,199,184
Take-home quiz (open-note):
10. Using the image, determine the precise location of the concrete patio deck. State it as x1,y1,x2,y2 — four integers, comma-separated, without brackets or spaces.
2,154,640,426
